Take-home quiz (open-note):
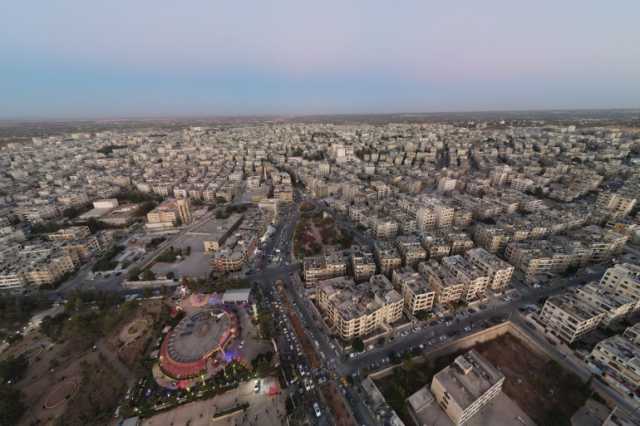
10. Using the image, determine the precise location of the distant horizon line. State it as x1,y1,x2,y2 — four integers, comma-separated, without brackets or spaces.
1,107,639,124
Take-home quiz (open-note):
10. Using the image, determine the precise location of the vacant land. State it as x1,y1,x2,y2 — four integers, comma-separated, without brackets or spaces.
375,333,589,426
374,352,462,424
1,298,164,425
294,213,352,257
475,333,589,426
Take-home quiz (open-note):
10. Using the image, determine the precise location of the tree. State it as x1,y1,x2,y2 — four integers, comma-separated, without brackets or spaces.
127,266,141,281
62,203,91,220
141,269,155,281
0,355,29,384
0,384,26,426
136,201,158,217
352,337,365,352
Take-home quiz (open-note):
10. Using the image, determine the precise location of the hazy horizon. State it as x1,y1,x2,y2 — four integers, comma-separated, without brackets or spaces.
2,1,640,119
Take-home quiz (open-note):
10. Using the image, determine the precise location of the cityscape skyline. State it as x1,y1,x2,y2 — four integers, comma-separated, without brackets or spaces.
2,2,640,424
2,0,640,119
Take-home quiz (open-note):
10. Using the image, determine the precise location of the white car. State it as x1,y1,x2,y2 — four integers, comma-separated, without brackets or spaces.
313,402,322,417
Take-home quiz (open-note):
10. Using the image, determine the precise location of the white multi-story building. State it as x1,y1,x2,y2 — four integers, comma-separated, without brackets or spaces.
596,192,637,219
392,269,436,315
539,293,605,343
431,350,505,425
442,255,490,302
350,245,377,281
316,275,403,340
420,260,465,305
466,247,514,291
589,335,640,400
600,263,640,306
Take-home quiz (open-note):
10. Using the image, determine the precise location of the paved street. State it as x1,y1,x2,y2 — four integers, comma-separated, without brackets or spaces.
39,191,626,425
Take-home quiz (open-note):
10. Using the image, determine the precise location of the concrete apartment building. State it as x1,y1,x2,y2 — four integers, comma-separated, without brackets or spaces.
589,334,640,400
349,205,367,223
374,241,403,276
442,255,490,302
210,231,258,273
466,247,514,291
437,177,457,192
392,269,436,315
303,250,349,283
430,350,505,425
0,266,26,290
1,243,78,288
396,235,428,266
505,238,588,283
176,197,192,224
274,185,294,202
416,206,436,230
60,237,102,264
473,225,511,254
596,192,637,219
623,322,640,345
316,275,403,340
47,225,91,241
600,263,640,306
442,230,475,255
539,293,606,343
422,235,451,259
350,245,377,281
369,216,399,240
434,204,455,227
23,253,76,286
575,283,637,325
572,226,628,264
419,260,466,305
146,199,180,230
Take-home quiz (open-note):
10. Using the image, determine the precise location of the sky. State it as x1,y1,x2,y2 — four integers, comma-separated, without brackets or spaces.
1,1,639,119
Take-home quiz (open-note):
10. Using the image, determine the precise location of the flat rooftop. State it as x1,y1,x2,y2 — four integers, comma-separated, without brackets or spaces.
187,213,243,239
433,350,504,412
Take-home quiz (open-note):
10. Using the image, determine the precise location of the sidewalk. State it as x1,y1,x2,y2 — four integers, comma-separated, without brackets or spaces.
142,377,286,426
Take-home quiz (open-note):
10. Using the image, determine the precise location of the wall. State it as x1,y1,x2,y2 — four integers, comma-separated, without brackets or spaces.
368,321,547,381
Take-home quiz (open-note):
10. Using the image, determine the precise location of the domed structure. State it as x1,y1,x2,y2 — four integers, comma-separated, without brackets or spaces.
159,307,238,379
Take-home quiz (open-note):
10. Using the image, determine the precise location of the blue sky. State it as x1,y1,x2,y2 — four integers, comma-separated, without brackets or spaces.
1,1,639,119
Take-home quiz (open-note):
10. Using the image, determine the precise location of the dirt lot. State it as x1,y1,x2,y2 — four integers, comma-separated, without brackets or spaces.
110,300,163,368
13,339,126,426
375,332,589,426
294,213,351,257
3,299,165,425
475,333,589,426
374,352,461,424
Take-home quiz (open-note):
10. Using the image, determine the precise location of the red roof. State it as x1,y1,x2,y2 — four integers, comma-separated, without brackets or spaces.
159,337,207,379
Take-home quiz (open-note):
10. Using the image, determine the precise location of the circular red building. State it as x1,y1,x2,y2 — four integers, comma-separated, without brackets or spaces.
159,307,238,379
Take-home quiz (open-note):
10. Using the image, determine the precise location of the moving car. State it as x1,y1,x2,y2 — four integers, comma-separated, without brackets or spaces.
313,402,322,417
